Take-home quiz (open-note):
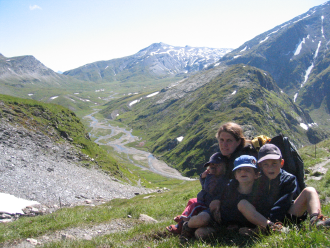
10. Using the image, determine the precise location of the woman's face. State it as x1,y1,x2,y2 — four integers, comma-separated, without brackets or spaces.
218,131,241,157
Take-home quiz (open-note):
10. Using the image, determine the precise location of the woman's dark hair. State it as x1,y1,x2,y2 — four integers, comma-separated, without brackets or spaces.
216,122,246,150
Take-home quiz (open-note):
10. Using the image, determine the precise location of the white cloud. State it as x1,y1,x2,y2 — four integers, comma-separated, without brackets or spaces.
29,5,42,10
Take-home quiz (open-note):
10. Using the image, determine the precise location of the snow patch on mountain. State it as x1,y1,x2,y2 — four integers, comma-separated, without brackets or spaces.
147,92,159,98
260,36,269,44
321,16,325,38
294,38,306,56
0,193,40,214
300,123,309,130
302,63,314,87
129,98,142,106
314,41,322,58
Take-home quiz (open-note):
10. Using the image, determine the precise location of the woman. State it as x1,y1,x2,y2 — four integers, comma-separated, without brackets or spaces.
180,122,257,241
216,122,257,178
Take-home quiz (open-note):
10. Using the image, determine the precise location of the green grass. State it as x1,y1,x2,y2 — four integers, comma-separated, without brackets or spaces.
1,171,330,247
1,139,330,247
1,137,330,247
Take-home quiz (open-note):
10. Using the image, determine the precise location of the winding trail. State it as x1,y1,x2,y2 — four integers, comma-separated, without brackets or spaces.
84,112,193,181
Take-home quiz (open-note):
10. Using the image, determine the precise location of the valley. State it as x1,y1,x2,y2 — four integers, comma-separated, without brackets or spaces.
84,110,192,181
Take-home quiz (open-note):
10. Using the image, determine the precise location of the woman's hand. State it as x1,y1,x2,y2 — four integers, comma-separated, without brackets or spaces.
201,169,210,179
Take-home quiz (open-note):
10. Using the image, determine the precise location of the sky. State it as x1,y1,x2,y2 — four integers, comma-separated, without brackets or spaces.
0,0,328,73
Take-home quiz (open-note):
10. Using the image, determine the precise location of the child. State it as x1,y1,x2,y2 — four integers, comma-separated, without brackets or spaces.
238,143,330,235
180,155,260,241
166,152,228,234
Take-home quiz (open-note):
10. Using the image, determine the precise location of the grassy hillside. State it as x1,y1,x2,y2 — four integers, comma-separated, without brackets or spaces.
1,139,330,247
100,64,326,177
0,94,120,177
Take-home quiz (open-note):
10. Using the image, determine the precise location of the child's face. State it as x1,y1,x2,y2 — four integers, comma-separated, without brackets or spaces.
259,159,283,180
208,163,226,176
234,166,258,183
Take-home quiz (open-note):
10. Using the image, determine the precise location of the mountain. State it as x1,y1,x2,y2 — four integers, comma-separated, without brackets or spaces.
0,54,104,112
218,1,330,130
63,42,232,83
0,54,65,86
100,64,325,176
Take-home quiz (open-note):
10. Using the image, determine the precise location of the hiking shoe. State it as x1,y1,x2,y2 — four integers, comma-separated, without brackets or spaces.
268,222,283,233
179,221,195,243
268,221,290,234
310,214,330,229
166,220,183,235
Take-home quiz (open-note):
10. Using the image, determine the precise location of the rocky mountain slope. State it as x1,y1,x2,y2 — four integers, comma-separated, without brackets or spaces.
100,64,326,176
219,1,330,130
0,94,155,210
63,42,232,82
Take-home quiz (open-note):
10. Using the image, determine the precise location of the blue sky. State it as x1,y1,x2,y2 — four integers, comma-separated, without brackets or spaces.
0,0,327,72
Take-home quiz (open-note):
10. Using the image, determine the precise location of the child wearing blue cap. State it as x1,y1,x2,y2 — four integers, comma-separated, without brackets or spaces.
180,154,260,241
238,143,330,236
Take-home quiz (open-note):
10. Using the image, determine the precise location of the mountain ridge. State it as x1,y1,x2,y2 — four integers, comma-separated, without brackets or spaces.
63,42,232,82
218,1,330,132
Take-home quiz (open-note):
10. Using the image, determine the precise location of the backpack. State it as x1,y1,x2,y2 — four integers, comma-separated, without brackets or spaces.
251,134,306,193
251,135,271,152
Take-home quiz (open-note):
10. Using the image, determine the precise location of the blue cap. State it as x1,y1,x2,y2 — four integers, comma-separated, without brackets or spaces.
233,155,257,171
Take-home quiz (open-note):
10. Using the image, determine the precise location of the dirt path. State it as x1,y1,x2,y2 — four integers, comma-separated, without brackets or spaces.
306,158,330,181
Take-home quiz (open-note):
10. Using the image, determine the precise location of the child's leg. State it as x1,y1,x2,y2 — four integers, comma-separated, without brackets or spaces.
288,187,321,217
238,199,272,228
187,212,211,228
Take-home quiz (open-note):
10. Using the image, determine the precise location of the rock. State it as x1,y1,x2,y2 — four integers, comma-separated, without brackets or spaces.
0,213,12,219
143,195,156,199
139,214,158,223
26,238,39,245
83,234,93,240
61,234,76,240
0,219,13,223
